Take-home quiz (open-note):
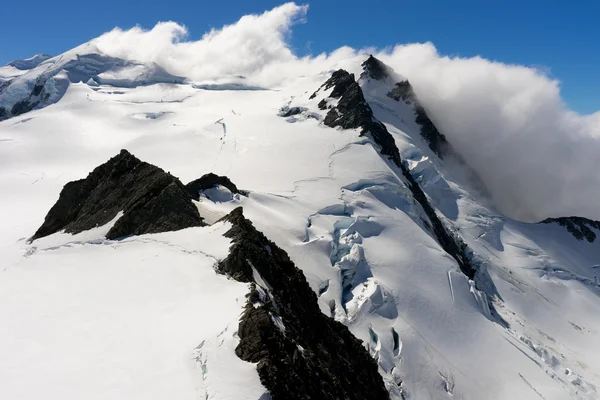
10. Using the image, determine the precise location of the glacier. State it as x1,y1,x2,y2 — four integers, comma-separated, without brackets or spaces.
0,28,599,400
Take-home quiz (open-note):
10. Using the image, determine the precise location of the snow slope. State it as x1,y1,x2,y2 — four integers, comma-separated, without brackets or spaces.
0,44,183,119
0,48,599,400
0,222,266,400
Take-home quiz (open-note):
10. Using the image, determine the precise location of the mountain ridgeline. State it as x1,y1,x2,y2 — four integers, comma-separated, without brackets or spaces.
313,60,477,280
31,150,205,241
362,55,450,158
16,51,600,399
218,208,389,400
30,150,390,399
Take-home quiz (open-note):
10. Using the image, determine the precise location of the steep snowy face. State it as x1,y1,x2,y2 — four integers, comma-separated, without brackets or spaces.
358,55,450,158
0,54,53,86
24,149,391,400
281,56,600,399
0,46,184,120
1,47,600,400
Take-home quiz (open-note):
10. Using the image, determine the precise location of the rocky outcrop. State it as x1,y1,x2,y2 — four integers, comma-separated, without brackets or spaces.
185,173,244,201
12,99,39,117
310,69,356,101
218,207,389,400
0,80,11,94
359,55,449,158
386,80,449,158
541,216,600,243
0,107,7,120
10,83,50,117
277,105,304,117
318,68,476,279
31,149,204,241
361,55,392,81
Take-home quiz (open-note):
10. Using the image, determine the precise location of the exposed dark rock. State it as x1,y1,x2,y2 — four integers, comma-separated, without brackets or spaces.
31,149,204,241
277,106,305,118
358,53,452,159
361,55,391,80
322,69,356,99
323,79,371,130
32,83,44,97
541,216,600,243
319,69,477,279
10,81,52,117
0,107,7,120
185,173,244,201
387,80,449,158
11,100,37,117
0,79,11,94
413,104,449,157
311,69,356,101
317,99,328,110
218,207,389,400
2,54,185,121
387,81,413,103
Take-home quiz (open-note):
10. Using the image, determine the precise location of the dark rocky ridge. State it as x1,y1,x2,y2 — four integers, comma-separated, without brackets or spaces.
386,81,449,158
31,149,204,241
318,67,476,279
218,207,389,400
185,172,244,201
361,55,393,81
310,69,356,101
0,79,11,93
10,82,50,117
277,105,304,117
360,55,450,158
541,216,600,243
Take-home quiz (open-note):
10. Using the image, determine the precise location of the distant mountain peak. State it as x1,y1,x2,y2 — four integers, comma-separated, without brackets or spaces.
541,216,600,242
7,53,52,70
361,54,392,80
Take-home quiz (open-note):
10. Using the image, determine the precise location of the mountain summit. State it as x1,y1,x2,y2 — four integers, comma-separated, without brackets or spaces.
0,44,598,400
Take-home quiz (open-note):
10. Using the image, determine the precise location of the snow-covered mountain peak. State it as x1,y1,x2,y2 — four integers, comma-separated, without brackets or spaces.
0,42,184,120
7,53,53,70
360,54,407,84
1,34,600,400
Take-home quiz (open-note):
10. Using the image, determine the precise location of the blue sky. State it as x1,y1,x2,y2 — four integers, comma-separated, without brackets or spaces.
2,0,598,114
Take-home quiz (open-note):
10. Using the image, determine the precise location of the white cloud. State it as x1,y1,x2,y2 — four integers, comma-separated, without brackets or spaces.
376,44,600,221
95,3,308,82
92,2,600,222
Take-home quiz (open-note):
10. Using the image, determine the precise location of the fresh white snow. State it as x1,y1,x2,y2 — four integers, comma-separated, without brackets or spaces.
0,46,599,400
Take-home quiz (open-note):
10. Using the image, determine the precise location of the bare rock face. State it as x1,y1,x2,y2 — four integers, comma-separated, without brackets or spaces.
541,216,600,243
217,207,390,400
386,79,449,158
31,149,204,241
185,173,243,201
317,67,477,280
361,54,392,81
360,55,450,158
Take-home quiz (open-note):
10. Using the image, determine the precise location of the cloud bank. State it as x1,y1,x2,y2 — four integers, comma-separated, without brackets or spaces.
93,2,600,222
378,45,600,222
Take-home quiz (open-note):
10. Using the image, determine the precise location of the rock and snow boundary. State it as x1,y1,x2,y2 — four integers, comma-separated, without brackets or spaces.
24,149,390,400
1,50,599,400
